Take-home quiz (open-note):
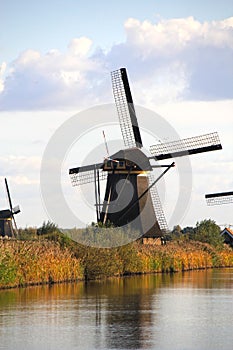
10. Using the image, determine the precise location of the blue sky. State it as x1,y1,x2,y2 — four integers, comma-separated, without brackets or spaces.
0,0,233,229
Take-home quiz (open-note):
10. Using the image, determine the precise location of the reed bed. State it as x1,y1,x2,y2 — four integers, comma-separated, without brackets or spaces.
72,240,233,279
136,242,215,273
1,236,233,289
0,239,83,288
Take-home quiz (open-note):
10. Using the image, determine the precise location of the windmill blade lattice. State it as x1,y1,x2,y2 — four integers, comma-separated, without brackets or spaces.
147,173,169,233
69,163,107,186
111,68,142,149
150,132,222,160
205,191,233,206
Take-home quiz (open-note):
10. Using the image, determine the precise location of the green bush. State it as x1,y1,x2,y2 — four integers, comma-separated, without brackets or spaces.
37,221,59,235
193,219,224,248
0,252,17,285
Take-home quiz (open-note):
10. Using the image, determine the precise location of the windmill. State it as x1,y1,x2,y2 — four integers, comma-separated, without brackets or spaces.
205,190,233,206
0,178,20,237
69,68,222,239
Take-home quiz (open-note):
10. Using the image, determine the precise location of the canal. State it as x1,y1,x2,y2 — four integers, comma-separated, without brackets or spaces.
0,268,233,350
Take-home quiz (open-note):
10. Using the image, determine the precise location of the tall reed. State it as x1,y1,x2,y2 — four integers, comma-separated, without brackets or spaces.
0,240,83,288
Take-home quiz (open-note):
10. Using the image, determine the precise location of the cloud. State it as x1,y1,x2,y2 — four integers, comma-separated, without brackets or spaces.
0,175,39,186
0,155,41,178
0,61,7,92
110,16,233,101
68,37,93,56
0,156,41,219
0,38,108,110
0,16,232,110
124,17,233,54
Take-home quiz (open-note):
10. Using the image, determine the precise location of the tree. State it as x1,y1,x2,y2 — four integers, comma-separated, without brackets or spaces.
182,226,195,240
182,226,195,235
171,225,187,241
37,221,59,235
193,219,224,247
172,225,182,236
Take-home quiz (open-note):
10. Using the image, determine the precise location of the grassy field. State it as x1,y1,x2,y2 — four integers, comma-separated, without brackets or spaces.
1,231,233,289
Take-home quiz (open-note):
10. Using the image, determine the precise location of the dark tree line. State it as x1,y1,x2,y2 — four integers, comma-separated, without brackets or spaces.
171,219,224,248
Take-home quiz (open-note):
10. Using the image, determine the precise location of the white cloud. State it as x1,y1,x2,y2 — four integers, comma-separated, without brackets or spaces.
0,175,39,186
125,17,199,56
133,61,189,105
68,37,92,56
0,155,41,176
0,61,7,92
0,39,107,110
118,16,233,101
16,50,41,65
0,62,6,74
124,16,233,55
0,16,232,109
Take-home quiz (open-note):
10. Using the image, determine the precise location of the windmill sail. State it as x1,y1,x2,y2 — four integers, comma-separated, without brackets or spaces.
111,68,143,149
69,163,107,186
147,173,169,233
205,191,233,206
150,132,222,160
5,178,13,212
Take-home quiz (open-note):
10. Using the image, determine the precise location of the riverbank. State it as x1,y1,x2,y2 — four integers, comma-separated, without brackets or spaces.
1,236,233,289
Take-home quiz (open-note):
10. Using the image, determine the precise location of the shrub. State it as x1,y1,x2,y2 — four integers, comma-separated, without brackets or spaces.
37,221,59,236
193,219,224,248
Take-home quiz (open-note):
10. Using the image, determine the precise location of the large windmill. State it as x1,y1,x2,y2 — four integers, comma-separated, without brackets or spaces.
69,68,222,239
0,178,20,237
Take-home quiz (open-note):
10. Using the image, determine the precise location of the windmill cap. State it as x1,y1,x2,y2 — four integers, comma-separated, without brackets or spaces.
109,148,152,171
0,209,12,219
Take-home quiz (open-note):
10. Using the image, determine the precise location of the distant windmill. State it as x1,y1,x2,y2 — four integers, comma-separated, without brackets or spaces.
69,68,222,238
205,190,233,206
0,178,20,237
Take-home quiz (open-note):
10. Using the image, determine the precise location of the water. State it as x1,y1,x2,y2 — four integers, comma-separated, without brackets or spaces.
0,269,233,350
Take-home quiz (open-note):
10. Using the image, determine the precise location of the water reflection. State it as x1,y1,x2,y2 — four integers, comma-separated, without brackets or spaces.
0,269,233,350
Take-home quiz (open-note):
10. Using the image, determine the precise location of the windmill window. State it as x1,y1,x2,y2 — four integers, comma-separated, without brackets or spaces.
104,160,113,169
117,161,125,169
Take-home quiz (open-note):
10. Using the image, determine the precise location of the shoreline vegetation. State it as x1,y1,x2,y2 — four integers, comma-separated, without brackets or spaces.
1,220,233,290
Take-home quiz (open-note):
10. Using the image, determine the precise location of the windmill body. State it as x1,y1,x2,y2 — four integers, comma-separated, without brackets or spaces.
99,148,161,236
0,179,20,237
0,210,13,237
69,68,222,239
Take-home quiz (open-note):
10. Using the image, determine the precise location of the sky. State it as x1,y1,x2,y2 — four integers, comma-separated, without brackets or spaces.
0,0,233,230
